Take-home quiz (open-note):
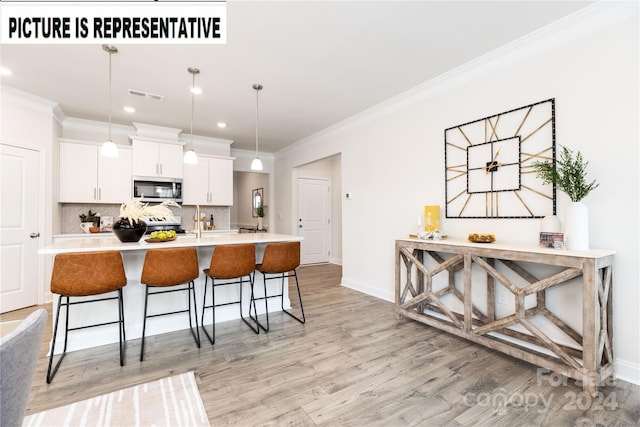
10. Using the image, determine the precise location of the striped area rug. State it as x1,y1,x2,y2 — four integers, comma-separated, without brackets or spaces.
23,372,210,427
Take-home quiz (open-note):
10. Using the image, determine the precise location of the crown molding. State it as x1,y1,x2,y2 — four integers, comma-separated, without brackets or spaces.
62,117,133,143
132,122,182,141
1,84,61,122
231,147,274,161
277,1,638,158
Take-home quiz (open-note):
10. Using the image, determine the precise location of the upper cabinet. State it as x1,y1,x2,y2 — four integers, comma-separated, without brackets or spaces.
183,156,234,206
131,139,183,178
59,140,132,203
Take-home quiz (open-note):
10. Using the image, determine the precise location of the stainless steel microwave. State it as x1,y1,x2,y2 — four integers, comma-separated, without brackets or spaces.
132,176,183,203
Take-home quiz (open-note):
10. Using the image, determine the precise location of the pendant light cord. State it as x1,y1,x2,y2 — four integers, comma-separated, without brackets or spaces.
255,87,260,158
108,49,112,142
190,71,195,149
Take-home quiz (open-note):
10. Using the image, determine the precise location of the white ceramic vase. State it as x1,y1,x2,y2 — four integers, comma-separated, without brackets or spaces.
258,217,263,230
564,202,589,250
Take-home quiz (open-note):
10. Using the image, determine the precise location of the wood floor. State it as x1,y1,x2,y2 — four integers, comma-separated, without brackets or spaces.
3,264,639,426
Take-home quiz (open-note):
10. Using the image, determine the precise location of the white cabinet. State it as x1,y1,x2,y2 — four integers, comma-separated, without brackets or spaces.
59,141,132,203
131,139,183,178
183,156,233,206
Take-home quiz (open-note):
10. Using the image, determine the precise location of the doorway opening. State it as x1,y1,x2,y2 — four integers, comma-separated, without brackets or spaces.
232,171,269,231
294,154,342,265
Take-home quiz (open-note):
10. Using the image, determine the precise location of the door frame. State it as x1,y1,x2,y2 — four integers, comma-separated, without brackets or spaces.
0,141,48,307
295,175,331,265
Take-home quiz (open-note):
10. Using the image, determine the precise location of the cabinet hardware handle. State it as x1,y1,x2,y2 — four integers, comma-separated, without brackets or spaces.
98,188,101,200
159,163,163,176
30,232,40,238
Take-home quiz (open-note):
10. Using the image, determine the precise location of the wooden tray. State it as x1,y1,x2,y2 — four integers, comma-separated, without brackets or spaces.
144,237,177,243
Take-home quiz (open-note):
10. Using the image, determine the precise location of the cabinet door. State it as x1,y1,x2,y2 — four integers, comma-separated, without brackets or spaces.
209,158,233,206
131,140,160,177
157,143,184,178
98,147,132,203
182,160,209,205
59,143,98,202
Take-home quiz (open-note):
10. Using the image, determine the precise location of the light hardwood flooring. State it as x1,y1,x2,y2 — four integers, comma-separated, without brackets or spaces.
3,264,639,426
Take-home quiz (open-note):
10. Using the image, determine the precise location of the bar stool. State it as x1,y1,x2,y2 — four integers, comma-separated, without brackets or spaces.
253,241,305,332
47,251,127,384
140,247,200,361
201,244,258,344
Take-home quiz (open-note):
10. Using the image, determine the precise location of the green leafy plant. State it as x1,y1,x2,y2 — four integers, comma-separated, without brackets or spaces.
532,145,599,202
79,209,99,223
256,205,264,218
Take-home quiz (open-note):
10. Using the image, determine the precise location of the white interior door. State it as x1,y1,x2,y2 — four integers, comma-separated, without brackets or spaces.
1,144,40,313
297,178,330,264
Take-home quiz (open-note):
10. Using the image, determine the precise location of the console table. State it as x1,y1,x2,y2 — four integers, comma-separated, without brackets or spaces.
395,237,615,396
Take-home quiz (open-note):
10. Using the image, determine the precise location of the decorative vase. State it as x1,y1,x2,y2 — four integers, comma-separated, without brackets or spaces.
112,218,147,243
563,202,589,250
258,217,263,230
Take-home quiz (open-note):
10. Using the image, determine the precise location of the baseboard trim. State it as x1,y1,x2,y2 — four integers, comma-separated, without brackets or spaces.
615,358,640,386
341,277,394,303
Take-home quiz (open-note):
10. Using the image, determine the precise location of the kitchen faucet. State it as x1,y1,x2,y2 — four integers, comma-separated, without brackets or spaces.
194,205,201,238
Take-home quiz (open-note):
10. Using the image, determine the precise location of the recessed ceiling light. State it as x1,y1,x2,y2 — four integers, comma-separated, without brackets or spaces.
217,122,226,128
0,67,12,76
123,106,135,113
190,86,203,95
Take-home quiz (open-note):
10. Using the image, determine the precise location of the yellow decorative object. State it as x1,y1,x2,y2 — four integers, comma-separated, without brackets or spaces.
424,205,441,232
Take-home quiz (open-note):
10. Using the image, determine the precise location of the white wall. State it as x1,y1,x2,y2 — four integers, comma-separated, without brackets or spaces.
273,4,639,383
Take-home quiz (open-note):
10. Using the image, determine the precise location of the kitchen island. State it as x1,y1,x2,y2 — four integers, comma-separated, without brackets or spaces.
38,233,303,353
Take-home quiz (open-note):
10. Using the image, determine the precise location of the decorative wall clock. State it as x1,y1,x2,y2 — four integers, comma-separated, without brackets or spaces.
444,99,556,219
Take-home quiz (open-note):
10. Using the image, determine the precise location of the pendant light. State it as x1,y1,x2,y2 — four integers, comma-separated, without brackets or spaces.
100,45,119,158
250,83,264,171
184,67,200,165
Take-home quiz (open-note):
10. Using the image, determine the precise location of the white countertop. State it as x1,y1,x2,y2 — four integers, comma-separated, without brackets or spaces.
40,233,302,255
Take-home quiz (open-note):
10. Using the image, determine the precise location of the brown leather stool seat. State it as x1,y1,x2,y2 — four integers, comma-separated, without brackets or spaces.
47,251,127,383
201,244,259,344
140,247,200,361
253,241,305,332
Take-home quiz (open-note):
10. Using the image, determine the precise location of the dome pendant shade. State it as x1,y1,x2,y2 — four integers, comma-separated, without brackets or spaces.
101,140,119,158
184,149,198,165
250,157,263,171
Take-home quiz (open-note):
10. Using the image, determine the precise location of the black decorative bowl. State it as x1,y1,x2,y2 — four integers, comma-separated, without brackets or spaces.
113,218,147,243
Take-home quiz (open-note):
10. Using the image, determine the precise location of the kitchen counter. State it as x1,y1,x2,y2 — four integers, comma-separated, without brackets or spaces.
41,232,297,254
53,228,239,240
39,233,302,354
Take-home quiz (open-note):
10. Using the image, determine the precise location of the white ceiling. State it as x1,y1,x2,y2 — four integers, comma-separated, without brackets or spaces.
0,1,593,153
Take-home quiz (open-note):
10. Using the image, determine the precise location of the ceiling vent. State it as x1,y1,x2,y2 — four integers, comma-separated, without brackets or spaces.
128,89,164,101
